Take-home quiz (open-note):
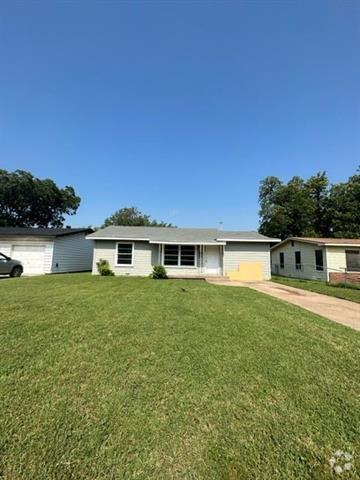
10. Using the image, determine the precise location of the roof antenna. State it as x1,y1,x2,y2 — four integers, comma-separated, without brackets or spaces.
219,221,223,230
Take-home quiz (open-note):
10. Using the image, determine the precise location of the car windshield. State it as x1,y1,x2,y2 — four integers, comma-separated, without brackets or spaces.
0,253,8,261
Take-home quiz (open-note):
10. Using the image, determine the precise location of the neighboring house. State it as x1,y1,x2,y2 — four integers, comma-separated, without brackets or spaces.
0,227,94,275
271,237,360,283
87,226,279,280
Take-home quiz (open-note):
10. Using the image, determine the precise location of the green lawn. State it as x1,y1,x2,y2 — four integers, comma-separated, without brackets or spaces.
0,274,359,480
272,275,360,303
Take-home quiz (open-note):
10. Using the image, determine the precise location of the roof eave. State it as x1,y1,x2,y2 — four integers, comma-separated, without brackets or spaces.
271,238,290,250
217,238,280,243
324,243,360,247
86,236,150,241
270,237,320,250
271,237,360,251
149,240,226,245
86,237,226,245
56,228,93,237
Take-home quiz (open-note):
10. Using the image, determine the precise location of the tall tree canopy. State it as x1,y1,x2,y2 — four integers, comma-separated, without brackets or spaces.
259,168,360,239
0,169,80,228
103,206,173,228
327,169,360,238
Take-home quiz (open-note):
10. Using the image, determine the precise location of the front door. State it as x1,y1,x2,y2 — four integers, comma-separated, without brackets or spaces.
204,246,220,275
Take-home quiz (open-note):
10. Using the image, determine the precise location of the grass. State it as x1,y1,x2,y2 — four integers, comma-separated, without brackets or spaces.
0,274,359,480
272,275,360,303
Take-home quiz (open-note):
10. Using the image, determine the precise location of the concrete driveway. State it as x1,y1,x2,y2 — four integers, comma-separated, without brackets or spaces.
207,279,360,331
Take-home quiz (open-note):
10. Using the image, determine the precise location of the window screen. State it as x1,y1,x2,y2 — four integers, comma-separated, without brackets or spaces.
315,250,324,271
180,245,195,266
280,252,284,269
164,245,196,266
346,250,360,272
117,243,133,265
164,245,179,266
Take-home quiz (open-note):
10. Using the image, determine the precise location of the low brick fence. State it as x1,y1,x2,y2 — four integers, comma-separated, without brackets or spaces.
329,272,360,284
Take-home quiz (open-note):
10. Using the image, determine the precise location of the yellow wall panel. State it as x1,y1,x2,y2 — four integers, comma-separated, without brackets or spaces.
227,262,264,281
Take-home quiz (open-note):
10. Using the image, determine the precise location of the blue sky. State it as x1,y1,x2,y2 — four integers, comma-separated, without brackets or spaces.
1,1,359,229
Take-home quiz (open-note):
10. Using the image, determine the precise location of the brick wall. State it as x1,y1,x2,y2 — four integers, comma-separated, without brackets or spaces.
329,272,360,284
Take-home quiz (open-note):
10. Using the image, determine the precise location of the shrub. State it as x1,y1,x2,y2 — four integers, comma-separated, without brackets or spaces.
150,265,168,279
97,259,115,276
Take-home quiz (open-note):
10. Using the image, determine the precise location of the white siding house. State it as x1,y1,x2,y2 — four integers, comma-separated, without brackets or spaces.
0,228,94,275
223,242,272,280
91,240,157,277
88,226,278,281
271,237,360,283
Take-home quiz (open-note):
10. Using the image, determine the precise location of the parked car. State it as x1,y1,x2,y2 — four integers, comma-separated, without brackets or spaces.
0,252,23,277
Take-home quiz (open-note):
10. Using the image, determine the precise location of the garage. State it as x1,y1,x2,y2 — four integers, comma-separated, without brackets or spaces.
11,245,46,275
0,227,94,276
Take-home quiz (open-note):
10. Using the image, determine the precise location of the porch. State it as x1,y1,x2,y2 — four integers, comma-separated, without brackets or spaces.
155,243,226,277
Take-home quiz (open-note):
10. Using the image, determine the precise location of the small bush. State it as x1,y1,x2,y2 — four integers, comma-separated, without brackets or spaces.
150,265,168,279
97,259,115,276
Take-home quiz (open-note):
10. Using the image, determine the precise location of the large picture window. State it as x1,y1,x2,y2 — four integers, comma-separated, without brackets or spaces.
346,250,360,272
164,245,196,267
116,243,133,265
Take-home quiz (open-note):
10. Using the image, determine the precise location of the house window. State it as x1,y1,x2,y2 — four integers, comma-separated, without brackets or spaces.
164,245,196,267
117,243,133,265
164,245,179,265
315,250,324,271
346,250,360,272
279,252,284,269
295,251,301,270
180,245,196,266
291,240,294,247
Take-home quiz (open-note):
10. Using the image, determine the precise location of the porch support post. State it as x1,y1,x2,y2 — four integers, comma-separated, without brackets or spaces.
222,244,225,276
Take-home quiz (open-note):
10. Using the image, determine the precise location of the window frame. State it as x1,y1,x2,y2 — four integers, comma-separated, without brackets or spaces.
162,244,197,268
345,249,360,272
163,244,179,266
279,252,284,269
115,241,134,267
315,249,324,271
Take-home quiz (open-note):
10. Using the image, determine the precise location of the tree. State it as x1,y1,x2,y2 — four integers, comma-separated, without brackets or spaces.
258,167,360,239
304,172,330,236
102,206,173,227
327,168,360,238
0,169,80,227
258,176,287,239
259,176,314,239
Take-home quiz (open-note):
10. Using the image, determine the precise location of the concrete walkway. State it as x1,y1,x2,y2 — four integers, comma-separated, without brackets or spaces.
207,279,360,331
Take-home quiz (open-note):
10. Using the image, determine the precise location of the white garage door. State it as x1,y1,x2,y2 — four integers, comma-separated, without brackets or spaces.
12,245,46,275
0,244,11,257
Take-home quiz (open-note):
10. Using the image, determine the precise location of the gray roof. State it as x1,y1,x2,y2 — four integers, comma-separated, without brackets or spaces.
88,226,278,243
0,227,93,237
